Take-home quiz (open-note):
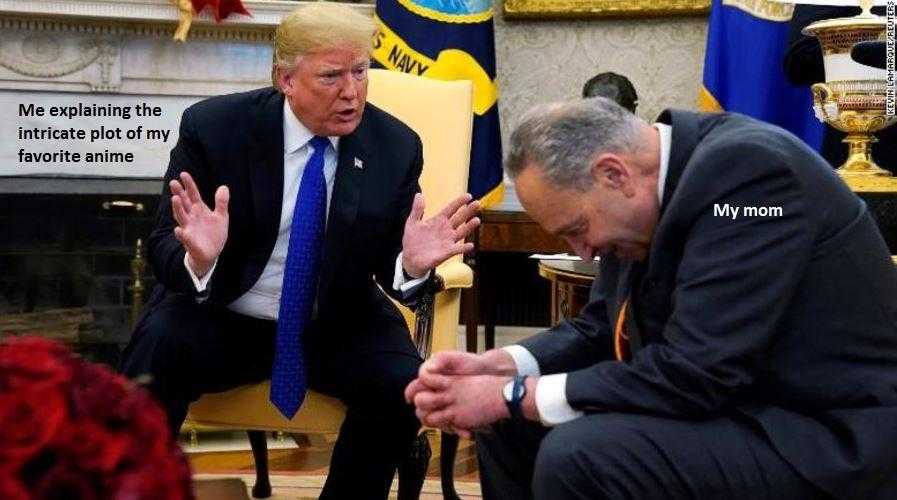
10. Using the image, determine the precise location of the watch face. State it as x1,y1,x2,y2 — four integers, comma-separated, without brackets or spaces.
502,380,515,402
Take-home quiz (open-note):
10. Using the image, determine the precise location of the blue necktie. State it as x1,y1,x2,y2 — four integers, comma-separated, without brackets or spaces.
270,135,329,419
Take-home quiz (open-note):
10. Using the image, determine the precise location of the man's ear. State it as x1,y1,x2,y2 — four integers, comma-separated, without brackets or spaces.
276,66,293,95
590,154,633,196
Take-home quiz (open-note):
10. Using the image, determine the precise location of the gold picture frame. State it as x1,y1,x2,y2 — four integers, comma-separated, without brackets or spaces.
503,0,710,19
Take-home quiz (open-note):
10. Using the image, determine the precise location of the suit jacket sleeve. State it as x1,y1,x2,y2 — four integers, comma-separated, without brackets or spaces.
517,263,616,374
373,133,427,306
146,106,212,297
564,140,814,417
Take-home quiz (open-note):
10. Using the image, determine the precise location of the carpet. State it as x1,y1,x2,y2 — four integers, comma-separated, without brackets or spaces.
194,473,483,500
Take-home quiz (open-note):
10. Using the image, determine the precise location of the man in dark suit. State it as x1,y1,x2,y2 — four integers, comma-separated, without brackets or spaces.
120,3,479,498
406,97,897,499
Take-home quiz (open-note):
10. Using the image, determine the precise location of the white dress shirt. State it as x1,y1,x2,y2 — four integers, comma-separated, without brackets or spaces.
185,100,428,320
504,122,673,426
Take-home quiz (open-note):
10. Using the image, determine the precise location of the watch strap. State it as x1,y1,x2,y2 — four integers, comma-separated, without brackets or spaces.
506,375,528,420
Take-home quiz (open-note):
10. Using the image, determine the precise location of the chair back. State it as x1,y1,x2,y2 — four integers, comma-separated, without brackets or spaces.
367,69,473,218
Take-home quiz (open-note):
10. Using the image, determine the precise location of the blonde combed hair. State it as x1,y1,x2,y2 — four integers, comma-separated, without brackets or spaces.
272,2,376,89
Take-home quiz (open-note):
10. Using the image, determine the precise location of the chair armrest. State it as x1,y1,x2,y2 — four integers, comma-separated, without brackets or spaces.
435,260,473,291
413,260,473,359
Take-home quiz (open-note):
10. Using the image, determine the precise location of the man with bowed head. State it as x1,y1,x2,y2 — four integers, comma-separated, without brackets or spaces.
407,97,897,499
121,3,480,498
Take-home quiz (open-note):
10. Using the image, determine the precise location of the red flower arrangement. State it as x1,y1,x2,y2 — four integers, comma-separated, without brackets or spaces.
0,337,193,500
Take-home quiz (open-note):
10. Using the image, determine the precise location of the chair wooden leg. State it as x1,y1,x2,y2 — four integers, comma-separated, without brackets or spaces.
247,430,271,498
440,432,461,500
397,432,431,500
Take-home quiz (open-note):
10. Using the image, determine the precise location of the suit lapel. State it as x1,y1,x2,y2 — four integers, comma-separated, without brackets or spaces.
246,91,286,283
623,110,704,354
625,110,713,352
656,109,702,212
317,116,368,302
621,261,645,354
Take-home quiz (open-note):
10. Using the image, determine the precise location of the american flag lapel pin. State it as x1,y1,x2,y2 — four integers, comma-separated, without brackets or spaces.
353,157,364,170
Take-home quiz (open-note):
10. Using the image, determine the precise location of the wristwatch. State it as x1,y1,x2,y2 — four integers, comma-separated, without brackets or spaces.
502,375,528,420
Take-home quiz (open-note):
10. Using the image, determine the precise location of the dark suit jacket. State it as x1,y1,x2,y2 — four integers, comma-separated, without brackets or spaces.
520,110,897,498
783,5,897,173
145,87,424,337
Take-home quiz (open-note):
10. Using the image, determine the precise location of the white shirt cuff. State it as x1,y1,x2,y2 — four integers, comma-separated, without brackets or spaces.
184,253,217,293
393,252,431,293
502,345,541,377
535,373,584,426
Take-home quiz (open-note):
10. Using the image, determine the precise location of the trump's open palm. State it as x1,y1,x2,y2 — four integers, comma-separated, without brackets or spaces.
401,193,480,277
170,171,229,277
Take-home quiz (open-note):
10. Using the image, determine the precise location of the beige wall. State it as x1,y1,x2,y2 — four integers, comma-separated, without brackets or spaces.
494,11,709,149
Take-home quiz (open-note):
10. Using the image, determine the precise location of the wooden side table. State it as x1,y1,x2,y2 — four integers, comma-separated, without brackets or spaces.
464,210,568,351
537,260,599,326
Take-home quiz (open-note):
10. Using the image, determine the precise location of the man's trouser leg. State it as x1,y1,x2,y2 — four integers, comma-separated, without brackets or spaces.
477,412,828,500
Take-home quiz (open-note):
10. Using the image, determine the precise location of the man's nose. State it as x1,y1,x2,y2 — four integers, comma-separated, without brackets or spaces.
339,75,359,100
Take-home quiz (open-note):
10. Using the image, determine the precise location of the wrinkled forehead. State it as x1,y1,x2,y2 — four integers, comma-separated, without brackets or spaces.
514,165,582,234
303,43,370,62
293,50,369,76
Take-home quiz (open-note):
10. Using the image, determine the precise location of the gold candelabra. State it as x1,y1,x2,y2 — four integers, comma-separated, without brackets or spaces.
100,200,147,327
129,239,146,329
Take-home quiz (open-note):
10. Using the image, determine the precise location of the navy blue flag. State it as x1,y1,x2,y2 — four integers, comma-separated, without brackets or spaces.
699,0,823,149
373,0,504,206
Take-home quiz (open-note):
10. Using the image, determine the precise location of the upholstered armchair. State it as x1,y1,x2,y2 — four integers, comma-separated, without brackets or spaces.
184,69,474,499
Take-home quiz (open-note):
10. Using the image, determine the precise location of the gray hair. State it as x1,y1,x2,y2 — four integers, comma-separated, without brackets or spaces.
505,97,645,191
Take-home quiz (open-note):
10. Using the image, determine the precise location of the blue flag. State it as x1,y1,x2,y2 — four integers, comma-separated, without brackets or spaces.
373,0,504,206
699,0,823,149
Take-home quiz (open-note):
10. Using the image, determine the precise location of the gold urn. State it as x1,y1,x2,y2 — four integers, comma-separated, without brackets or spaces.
803,0,896,191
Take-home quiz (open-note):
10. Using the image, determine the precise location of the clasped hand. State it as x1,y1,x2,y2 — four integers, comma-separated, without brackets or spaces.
404,351,518,438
